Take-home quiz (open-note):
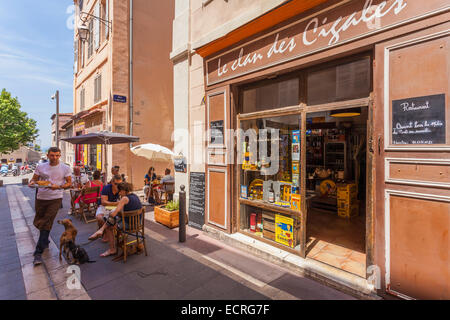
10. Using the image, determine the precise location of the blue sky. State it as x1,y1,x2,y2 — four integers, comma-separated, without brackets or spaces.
0,0,74,149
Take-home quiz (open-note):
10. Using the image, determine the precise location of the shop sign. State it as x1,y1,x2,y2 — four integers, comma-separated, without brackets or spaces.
206,0,449,85
392,94,446,145
210,120,224,145
74,121,85,132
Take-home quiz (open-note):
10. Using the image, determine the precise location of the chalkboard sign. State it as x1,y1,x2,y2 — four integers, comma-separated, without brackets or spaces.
210,120,224,145
392,94,446,145
188,172,205,230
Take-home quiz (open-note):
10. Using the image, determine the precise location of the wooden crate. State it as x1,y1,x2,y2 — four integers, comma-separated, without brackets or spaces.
154,206,187,228
263,219,275,232
337,199,359,210
263,229,275,241
338,204,359,218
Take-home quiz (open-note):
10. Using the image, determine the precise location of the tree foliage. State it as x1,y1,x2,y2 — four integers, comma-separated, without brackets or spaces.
0,89,38,154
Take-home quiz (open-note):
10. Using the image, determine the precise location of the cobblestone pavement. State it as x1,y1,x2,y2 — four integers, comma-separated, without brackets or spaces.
0,178,355,300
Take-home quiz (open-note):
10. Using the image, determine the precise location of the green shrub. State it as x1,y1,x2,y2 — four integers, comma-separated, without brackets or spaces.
165,200,179,211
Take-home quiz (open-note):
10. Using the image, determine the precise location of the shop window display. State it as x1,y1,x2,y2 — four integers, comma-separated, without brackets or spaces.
239,114,302,251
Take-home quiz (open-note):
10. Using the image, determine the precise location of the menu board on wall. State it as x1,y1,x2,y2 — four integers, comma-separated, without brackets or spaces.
188,172,205,230
392,94,446,145
210,120,224,145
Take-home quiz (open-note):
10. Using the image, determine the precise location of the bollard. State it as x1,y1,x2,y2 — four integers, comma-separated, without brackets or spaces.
0,180,3,187
179,185,186,243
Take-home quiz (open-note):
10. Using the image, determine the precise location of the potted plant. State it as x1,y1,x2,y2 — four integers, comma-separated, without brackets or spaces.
154,200,187,229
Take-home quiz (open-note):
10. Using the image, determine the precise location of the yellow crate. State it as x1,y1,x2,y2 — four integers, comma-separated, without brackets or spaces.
337,190,357,200
337,183,356,193
337,199,358,209
338,204,359,218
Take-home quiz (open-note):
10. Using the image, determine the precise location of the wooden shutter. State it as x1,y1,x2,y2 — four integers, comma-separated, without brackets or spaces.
74,40,78,74
105,0,109,39
94,1,100,50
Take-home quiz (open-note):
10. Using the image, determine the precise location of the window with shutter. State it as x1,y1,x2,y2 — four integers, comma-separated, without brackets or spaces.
80,40,84,67
94,1,100,50
88,20,93,58
94,74,102,103
80,88,85,111
105,0,109,39
74,40,78,74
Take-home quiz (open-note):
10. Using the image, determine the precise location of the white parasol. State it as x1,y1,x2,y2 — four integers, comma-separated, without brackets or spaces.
130,143,175,162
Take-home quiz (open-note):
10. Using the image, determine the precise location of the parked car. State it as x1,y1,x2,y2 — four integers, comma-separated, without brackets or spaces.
1,164,9,177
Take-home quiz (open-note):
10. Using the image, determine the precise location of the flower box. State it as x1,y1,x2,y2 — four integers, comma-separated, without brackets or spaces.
154,205,187,229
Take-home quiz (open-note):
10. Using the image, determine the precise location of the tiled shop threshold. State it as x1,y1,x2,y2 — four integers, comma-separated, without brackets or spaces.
203,225,380,300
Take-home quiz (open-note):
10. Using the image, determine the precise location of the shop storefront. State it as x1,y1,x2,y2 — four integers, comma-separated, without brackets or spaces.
198,0,449,299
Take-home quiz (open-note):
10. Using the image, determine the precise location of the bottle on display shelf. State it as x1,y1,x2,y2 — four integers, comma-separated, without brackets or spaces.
268,183,275,203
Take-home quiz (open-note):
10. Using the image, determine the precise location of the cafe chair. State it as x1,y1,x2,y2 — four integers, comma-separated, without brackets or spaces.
77,186,101,224
114,208,147,263
161,181,175,205
70,189,81,216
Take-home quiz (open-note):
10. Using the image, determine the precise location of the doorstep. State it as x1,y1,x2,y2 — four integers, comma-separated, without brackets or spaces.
202,224,381,300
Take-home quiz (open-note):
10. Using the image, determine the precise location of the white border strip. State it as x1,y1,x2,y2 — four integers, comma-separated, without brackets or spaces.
383,29,450,151
385,157,450,188
207,167,228,229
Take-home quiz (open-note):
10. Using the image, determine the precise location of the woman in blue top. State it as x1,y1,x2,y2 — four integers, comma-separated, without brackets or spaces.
143,167,157,202
88,182,142,257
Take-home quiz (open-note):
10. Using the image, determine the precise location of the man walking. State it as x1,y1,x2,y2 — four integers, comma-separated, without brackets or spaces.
28,147,72,266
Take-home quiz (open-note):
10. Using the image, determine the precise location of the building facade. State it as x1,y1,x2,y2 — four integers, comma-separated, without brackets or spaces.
0,146,42,165
51,113,73,166
172,0,450,299
72,0,174,186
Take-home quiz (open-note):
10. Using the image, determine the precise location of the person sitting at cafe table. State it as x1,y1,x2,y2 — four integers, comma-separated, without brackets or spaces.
110,165,126,183
69,166,89,214
88,182,142,257
154,168,175,204
72,166,89,189
95,174,122,242
73,170,104,212
143,166,157,203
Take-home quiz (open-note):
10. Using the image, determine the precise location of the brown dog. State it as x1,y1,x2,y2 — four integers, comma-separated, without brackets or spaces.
57,219,78,261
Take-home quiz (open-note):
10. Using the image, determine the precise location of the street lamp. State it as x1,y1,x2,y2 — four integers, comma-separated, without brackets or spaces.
77,11,112,43
77,23,89,42
51,91,59,149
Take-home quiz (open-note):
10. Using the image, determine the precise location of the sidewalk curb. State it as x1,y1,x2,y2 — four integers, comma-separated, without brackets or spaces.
202,225,381,300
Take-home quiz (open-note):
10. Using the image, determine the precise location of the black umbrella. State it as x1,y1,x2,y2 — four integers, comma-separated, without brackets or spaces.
61,131,139,180
61,131,139,145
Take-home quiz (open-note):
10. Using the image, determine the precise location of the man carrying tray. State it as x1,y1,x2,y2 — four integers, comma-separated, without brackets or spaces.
28,147,72,266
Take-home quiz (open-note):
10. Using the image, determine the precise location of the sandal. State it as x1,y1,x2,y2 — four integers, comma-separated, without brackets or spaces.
100,249,117,257
88,231,103,241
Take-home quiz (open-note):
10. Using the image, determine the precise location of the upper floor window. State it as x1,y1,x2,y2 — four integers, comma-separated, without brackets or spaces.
87,20,94,58
80,88,86,111
101,0,109,42
94,74,102,103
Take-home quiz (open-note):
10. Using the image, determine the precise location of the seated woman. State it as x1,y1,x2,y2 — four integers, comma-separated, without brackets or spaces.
88,182,142,257
143,166,156,202
95,175,122,241
73,170,103,208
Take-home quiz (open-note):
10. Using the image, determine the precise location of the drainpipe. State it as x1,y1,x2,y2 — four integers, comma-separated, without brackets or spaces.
129,0,134,184
129,0,134,139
